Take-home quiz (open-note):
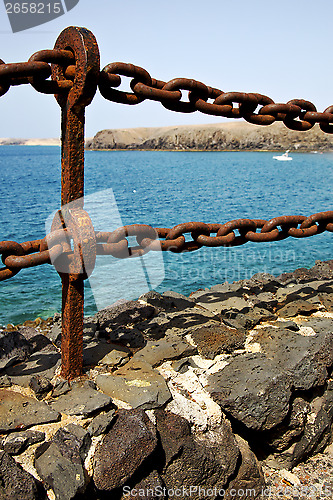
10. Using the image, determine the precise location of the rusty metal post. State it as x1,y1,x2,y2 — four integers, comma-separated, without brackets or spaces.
52,27,100,380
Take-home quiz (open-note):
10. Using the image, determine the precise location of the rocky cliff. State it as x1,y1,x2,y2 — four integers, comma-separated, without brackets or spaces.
87,121,333,152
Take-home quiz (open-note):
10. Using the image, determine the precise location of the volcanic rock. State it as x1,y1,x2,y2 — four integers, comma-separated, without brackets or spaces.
207,353,292,431
0,450,45,499
265,383,333,469
250,321,333,390
224,435,265,499
0,330,32,371
1,430,45,455
190,323,246,358
51,386,112,417
154,410,191,469
131,335,196,366
87,409,116,437
93,409,158,491
96,360,171,409
5,350,61,387
161,418,240,499
94,300,156,332
277,299,319,318
0,389,59,432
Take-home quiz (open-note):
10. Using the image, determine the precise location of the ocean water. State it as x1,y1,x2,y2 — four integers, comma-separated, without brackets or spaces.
0,146,332,325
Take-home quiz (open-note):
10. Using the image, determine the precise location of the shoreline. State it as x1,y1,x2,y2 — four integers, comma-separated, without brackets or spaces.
3,259,333,329
0,142,329,153
85,148,328,153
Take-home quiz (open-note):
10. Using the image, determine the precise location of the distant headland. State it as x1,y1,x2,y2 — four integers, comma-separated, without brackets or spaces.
0,138,61,146
86,121,333,152
3,121,333,151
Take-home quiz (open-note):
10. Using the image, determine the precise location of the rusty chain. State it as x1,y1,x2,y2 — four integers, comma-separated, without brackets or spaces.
1,52,333,132
1,211,332,282
98,63,333,133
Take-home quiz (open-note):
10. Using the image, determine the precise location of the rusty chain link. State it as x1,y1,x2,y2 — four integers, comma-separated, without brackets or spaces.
0,49,75,96
1,52,333,132
0,229,73,281
1,211,332,281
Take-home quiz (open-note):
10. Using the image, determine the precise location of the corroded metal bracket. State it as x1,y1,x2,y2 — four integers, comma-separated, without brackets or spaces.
51,27,100,380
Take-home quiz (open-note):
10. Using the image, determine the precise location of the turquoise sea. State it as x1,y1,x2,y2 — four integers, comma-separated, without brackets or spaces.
0,146,332,326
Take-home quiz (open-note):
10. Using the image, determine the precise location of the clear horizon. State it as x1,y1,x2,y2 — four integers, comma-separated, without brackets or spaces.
0,0,332,138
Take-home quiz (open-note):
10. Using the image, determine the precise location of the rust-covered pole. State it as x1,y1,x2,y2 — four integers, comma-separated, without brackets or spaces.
52,27,100,380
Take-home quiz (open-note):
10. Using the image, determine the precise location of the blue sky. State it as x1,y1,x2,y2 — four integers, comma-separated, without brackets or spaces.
0,0,332,138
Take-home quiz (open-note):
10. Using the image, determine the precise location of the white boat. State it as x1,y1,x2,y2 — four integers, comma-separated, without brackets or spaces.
273,150,293,161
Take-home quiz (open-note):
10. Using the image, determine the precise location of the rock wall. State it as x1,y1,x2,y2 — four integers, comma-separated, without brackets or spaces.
87,122,333,152
0,260,333,499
